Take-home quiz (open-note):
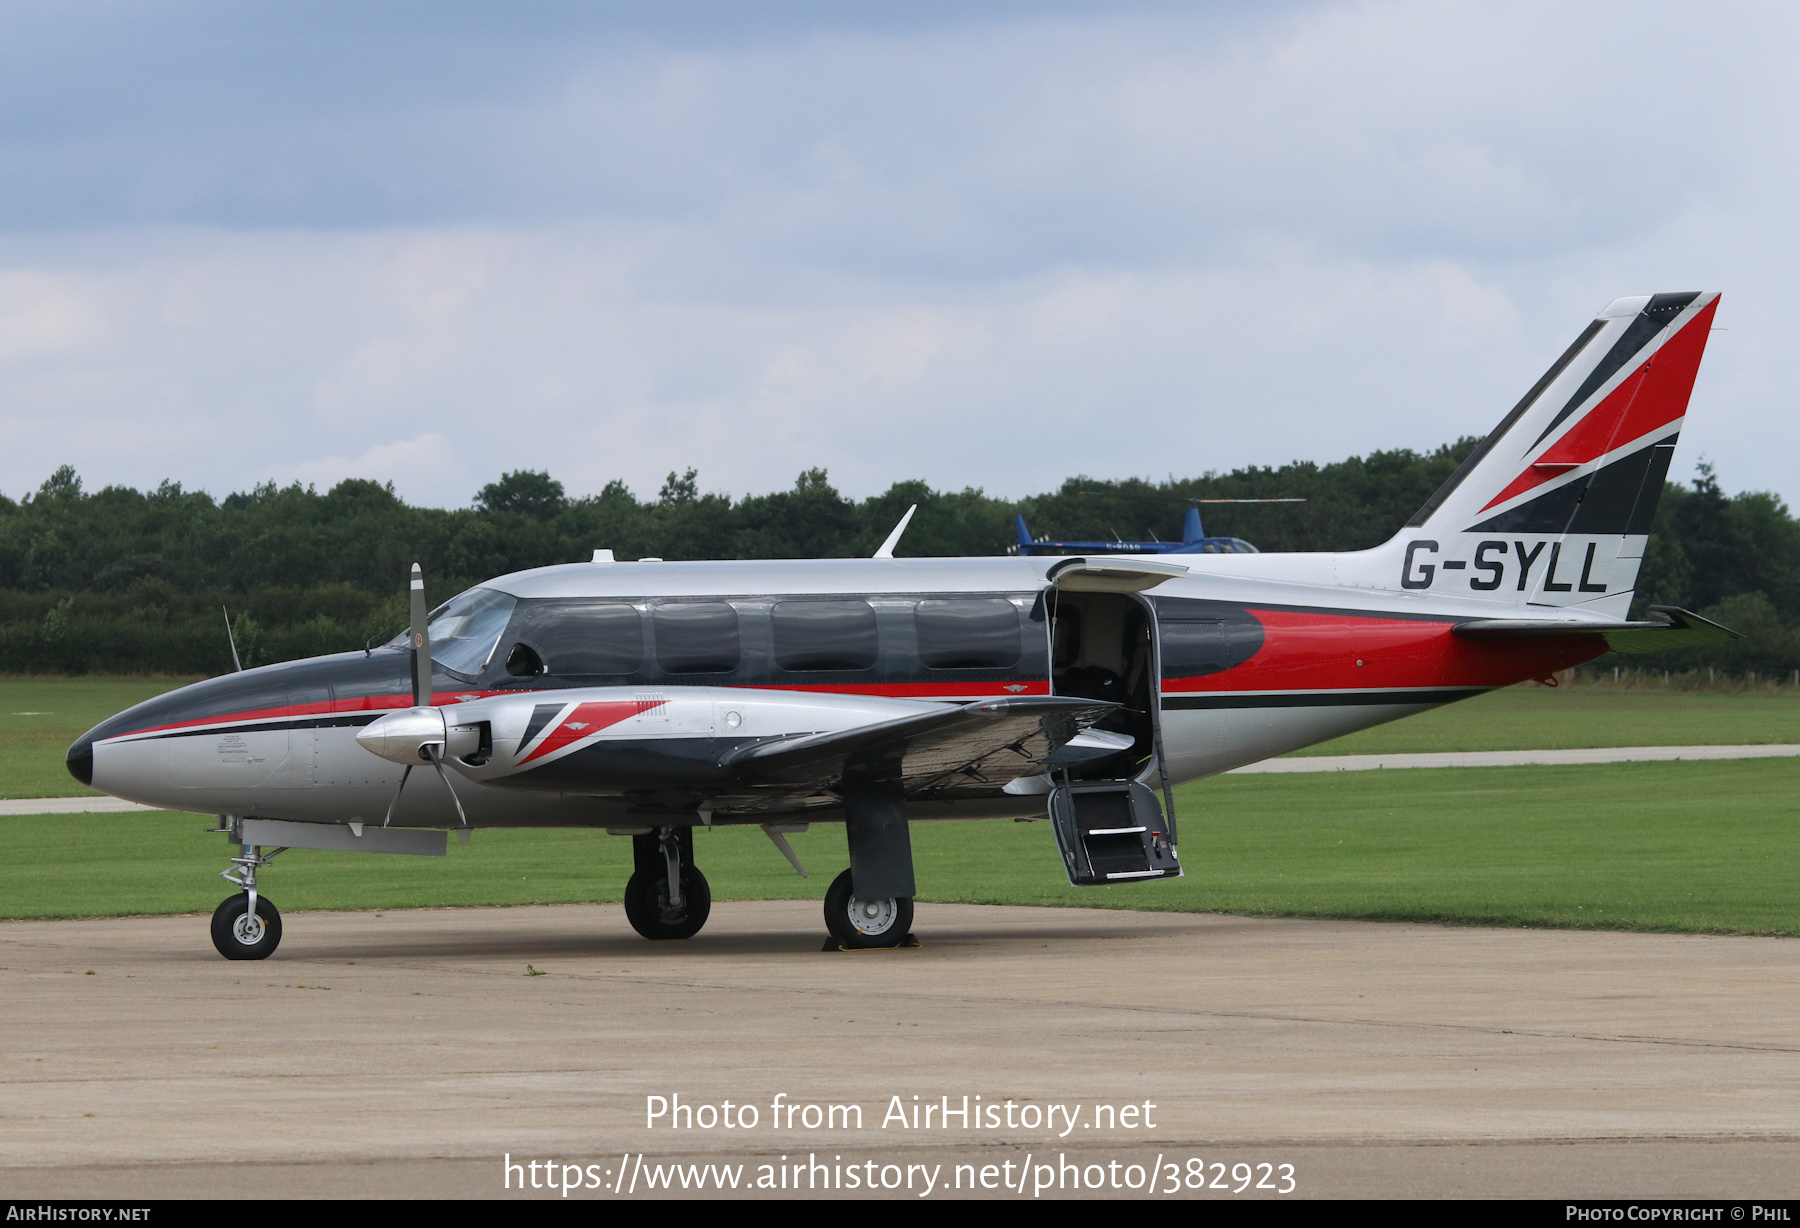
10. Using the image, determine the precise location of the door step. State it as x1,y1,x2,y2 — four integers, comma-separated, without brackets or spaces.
1048,780,1181,887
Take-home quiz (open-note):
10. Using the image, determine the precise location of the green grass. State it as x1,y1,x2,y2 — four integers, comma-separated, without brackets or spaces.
0,676,199,798
5,758,1796,936
1289,682,1800,754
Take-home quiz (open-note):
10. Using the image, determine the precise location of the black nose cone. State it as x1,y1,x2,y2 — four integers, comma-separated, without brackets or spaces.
67,738,94,787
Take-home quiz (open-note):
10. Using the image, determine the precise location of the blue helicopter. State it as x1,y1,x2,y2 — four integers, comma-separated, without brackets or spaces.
1012,504,1294,557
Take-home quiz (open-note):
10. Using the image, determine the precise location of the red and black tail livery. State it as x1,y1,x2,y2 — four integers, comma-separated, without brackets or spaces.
1351,293,1719,616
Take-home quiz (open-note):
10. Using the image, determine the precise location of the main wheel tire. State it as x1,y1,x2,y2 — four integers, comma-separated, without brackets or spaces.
210,894,282,960
823,868,913,949
623,865,712,940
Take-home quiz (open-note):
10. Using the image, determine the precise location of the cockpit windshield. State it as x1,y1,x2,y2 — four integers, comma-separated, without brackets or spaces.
386,587,517,678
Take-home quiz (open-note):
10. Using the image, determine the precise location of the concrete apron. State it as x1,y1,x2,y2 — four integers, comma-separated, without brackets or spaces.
1,901,1796,1199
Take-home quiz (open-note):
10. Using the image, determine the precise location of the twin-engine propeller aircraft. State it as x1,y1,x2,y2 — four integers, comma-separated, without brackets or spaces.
69,292,1739,960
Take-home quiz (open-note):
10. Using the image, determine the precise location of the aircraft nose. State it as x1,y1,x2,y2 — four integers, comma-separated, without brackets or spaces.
67,735,95,786
356,707,447,765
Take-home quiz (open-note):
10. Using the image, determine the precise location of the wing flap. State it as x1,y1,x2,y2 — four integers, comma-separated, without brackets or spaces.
719,695,1117,796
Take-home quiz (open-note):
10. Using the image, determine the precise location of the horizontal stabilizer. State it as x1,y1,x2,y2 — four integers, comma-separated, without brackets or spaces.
1452,605,1740,656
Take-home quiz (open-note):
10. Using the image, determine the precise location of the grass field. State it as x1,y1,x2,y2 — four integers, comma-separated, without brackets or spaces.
0,676,197,798
4,758,1795,936
1285,681,1800,754
4,676,1799,799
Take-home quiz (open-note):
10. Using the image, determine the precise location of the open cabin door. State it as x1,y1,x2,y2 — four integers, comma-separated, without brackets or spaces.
1040,559,1185,886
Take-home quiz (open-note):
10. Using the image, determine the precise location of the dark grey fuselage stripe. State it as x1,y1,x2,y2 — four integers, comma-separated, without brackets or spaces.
1162,689,1486,710
517,702,567,753
109,713,386,742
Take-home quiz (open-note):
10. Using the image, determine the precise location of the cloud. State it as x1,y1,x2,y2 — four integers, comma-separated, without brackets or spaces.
276,432,468,504
0,2,1794,508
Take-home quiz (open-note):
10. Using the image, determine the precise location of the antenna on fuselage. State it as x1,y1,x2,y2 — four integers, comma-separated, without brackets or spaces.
873,504,917,559
222,606,243,672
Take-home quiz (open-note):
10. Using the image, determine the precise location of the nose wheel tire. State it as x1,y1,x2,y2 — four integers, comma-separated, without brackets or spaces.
624,866,712,940
823,868,913,949
211,894,282,960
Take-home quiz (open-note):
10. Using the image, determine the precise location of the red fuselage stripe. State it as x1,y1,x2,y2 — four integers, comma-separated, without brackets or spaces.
121,690,513,737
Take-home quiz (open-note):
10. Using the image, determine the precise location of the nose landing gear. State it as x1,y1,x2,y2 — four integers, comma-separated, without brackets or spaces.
211,892,282,960
211,833,286,960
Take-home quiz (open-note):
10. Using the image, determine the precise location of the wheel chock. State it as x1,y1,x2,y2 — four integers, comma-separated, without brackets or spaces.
820,933,922,952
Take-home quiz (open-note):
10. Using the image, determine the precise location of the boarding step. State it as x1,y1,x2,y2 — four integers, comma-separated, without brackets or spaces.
1048,780,1181,888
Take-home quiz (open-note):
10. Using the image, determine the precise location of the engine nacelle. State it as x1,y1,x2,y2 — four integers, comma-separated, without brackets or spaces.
433,686,938,789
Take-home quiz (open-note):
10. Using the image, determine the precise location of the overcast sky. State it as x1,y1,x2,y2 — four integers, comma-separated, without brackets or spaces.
0,1,1793,510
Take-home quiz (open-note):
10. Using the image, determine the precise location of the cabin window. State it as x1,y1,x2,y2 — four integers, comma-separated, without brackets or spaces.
772,600,879,671
914,598,1021,669
522,601,642,675
1157,617,1226,677
653,602,742,674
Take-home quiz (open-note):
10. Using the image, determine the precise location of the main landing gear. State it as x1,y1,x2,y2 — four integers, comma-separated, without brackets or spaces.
822,868,914,950
212,836,285,960
625,827,712,940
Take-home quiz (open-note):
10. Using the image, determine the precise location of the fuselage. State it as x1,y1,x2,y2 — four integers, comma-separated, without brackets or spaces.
69,553,1603,829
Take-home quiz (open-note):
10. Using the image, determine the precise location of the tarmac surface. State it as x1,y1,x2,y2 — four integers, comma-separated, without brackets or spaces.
1,901,1797,1200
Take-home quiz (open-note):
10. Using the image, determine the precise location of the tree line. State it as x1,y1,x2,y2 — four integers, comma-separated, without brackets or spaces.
2,442,1795,677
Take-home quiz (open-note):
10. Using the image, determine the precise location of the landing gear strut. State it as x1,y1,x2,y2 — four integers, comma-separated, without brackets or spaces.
823,868,913,949
211,835,285,960
624,827,711,940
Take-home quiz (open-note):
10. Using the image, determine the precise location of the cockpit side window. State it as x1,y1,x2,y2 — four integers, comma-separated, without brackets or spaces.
512,601,643,677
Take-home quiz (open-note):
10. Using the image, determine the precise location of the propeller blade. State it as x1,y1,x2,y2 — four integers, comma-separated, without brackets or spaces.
408,563,431,708
382,763,413,828
426,745,469,827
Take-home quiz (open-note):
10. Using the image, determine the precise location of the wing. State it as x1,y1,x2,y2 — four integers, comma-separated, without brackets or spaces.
1452,605,1741,655
710,695,1116,816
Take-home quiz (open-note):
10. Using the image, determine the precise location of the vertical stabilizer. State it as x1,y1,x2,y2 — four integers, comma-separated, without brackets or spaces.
1341,292,1719,618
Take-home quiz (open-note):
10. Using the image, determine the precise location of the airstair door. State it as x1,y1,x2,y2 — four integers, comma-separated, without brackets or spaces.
1048,780,1180,886
1041,557,1185,887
